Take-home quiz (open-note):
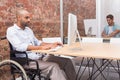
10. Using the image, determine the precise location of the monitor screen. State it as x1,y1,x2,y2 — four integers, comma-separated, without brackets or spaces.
67,13,77,45
84,19,97,36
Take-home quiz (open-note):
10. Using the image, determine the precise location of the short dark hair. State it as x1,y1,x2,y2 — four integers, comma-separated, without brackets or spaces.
106,14,114,19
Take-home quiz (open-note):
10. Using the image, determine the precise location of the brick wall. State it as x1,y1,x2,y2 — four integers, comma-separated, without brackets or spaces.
0,0,95,39
0,0,61,39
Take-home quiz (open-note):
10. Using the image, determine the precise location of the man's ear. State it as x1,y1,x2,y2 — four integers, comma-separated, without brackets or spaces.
17,15,21,21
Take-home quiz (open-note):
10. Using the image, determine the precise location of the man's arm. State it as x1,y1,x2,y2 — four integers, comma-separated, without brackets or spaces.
27,42,63,51
27,45,51,51
102,29,120,38
102,30,108,37
108,30,120,37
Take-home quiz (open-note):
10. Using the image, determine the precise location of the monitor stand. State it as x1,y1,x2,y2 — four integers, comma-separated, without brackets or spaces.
68,29,83,51
72,29,83,50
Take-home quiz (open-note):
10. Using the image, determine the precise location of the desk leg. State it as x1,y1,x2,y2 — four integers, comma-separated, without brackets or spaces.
76,58,120,80
90,58,102,80
76,57,93,80
92,59,106,80
75,57,84,80
117,60,120,79
88,59,112,80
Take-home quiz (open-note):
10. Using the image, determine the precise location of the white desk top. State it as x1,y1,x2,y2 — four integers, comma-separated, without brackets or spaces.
32,42,120,60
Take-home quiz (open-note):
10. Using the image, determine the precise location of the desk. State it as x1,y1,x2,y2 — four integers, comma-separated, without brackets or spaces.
33,42,120,60
32,42,120,80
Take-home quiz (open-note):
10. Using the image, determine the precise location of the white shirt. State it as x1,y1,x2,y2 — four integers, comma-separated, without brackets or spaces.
6,24,42,60
108,26,113,35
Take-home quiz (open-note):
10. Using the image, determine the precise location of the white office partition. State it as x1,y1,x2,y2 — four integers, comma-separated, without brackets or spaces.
42,37,62,43
110,38,120,44
96,0,102,37
82,37,103,43
84,19,97,36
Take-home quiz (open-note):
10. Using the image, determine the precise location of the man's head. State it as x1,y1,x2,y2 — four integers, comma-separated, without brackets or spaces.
16,9,32,29
106,14,114,26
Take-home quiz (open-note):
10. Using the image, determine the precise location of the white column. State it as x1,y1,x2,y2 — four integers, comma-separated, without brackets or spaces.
96,0,102,37
95,1,103,80
60,0,63,42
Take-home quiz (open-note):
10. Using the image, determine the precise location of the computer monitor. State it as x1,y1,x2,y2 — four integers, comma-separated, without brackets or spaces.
67,13,82,46
84,19,97,36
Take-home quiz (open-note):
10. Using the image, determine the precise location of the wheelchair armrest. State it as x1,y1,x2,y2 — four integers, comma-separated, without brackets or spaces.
10,50,28,59
10,50,30,65
10,50,40,69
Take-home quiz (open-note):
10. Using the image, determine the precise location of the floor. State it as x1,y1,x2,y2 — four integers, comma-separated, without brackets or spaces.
75,66,120,80
0,57,120,80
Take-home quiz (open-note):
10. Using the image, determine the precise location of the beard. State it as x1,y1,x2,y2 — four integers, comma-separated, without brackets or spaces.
21,21,30,27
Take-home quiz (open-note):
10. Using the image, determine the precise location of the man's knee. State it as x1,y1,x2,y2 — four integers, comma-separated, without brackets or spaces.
49,62,60,69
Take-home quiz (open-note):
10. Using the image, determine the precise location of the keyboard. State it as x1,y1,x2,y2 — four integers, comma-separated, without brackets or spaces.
49,46,62,52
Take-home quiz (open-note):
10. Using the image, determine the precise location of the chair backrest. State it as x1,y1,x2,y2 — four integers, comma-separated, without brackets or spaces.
110,38,120,44
42,37,62,43
9,42,14,50
82,37,103,43
9,42,29,65
9,42,15,56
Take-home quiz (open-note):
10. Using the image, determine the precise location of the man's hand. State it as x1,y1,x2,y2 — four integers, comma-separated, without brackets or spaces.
36,42,63,50
51,42,63,49
41,46,51,50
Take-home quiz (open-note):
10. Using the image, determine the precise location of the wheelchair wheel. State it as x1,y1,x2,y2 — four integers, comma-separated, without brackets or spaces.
0,60,27,80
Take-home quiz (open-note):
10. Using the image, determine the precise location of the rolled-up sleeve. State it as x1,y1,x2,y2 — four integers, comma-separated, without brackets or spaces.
33,36,42,46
